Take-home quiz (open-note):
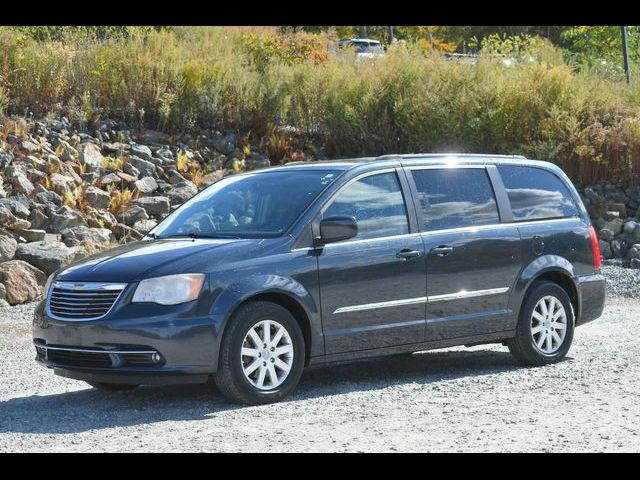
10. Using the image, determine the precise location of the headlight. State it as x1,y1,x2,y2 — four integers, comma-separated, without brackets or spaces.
132,273,205,305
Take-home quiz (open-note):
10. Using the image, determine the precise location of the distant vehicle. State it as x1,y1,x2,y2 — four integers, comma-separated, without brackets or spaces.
337,38,384,58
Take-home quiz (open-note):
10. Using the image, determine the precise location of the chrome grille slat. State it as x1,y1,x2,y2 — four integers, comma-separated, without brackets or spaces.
50,300,116,307
49,305,114,312
47,281,127,321
51,292,121,297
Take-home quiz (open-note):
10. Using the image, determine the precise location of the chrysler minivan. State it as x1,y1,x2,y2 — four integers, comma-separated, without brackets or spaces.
33,154,606,405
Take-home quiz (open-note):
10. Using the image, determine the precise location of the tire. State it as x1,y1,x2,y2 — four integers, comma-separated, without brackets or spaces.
87,382,139,391
508,280,575,366
214,301,305,405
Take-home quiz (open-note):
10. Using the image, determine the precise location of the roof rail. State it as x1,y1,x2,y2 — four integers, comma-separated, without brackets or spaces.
375,153,527,160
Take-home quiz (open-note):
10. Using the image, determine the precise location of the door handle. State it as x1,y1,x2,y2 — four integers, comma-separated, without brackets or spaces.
396,249,421,260
430,245,453,257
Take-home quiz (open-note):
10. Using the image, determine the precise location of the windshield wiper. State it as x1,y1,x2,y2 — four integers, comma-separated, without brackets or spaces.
158,233,241,240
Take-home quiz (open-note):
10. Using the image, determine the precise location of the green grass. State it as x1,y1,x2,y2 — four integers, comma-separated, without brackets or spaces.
1,26,640,185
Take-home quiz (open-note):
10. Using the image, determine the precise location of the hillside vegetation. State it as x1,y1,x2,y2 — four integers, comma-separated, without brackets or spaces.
1,26,640,186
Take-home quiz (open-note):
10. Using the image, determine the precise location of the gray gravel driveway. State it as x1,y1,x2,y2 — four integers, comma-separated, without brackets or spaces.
1,269,639,452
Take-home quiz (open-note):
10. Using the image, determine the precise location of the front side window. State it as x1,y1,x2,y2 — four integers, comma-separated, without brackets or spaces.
498,165,579,221
324,172,409,241
411,168,500,231
152,169,340,239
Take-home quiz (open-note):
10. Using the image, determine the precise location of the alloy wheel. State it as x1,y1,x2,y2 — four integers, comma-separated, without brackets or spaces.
530,295,568,355
240,320,294,390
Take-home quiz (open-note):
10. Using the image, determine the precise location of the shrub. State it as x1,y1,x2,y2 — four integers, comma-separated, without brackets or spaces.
2,27,640,185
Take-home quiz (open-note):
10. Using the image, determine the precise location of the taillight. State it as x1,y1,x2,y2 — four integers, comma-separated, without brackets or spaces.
589,225,602,270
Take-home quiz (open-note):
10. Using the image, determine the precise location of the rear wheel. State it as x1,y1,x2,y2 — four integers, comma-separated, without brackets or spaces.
508,281,575,366
87,382,139,391
214,301,305,405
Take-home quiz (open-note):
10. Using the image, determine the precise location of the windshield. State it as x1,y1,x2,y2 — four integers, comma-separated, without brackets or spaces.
151,169,340,239
352,41,382,53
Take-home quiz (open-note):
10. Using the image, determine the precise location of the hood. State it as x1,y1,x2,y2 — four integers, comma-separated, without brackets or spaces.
56,237,280,283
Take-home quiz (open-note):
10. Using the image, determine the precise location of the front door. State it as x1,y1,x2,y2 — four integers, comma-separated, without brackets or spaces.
407,166,522,341
317,170,427,354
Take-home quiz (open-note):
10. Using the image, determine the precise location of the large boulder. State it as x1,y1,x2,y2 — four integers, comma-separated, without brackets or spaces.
134,176,158,195
0,233,18,261
11,173,35,196
623,220,638,235
49,172,76,197
43,206,87,233
61,226,114,247
20,139,39,153
168,181,197,206
598,240,613,259
85,185,111,210
79,142,105,173
0,197,31,219
132,219,157,233
0,206,31,231
629,224,640,244
597,228,614,243
14,229,46,242
28,209,48,230
112,223,144,241
0,260,46,305
131,196,170,217
211,133,236,155
245,152,271,171
121,205,149,226
36,190,63,208
0,151,13,169
165,169,187,185
128,156,156,177
130,144,153,161
14,240,78,275
200,170,224,188
85,207,118,229
603,218,624,236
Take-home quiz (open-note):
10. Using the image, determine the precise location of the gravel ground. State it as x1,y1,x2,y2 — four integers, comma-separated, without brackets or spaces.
602,263,640,298
1,267,639,452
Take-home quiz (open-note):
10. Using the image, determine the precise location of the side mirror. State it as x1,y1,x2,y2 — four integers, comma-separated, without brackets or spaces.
316,215,358,246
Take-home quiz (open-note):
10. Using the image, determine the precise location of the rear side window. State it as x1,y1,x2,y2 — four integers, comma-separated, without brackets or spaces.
497,165,579,221
411,168,500,230
324,171,409,240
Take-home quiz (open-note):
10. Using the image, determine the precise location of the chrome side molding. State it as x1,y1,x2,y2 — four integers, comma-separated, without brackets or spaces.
333,287,510,314
428,287,510,303
333,296,428,314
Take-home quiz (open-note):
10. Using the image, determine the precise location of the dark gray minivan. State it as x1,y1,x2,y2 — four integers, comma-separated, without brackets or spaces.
33,154,606,405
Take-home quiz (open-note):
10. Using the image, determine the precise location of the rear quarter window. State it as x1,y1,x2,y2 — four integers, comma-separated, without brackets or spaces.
497,165,579,221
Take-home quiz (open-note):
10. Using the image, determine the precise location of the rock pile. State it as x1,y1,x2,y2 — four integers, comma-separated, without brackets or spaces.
579,184,640,269
2,114,639,307
0,115,275,306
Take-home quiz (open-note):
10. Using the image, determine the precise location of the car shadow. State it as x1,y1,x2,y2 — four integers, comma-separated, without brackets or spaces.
0,348,569,435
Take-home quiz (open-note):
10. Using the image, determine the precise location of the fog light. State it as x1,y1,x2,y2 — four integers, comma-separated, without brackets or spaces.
152,353,162,364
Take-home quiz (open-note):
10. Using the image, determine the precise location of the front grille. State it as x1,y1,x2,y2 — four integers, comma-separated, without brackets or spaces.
48,282,126,320
46,348,113,368
35,343,162,369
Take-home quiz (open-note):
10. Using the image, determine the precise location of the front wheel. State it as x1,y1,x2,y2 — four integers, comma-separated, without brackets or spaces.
214,301,305,405
508,281,575,366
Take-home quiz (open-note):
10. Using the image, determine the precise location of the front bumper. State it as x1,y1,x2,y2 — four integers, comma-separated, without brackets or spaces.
32,299,220,385
577,272,606,326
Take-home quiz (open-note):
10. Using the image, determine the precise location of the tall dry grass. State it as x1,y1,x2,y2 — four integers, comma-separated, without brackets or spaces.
1,26,640,185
